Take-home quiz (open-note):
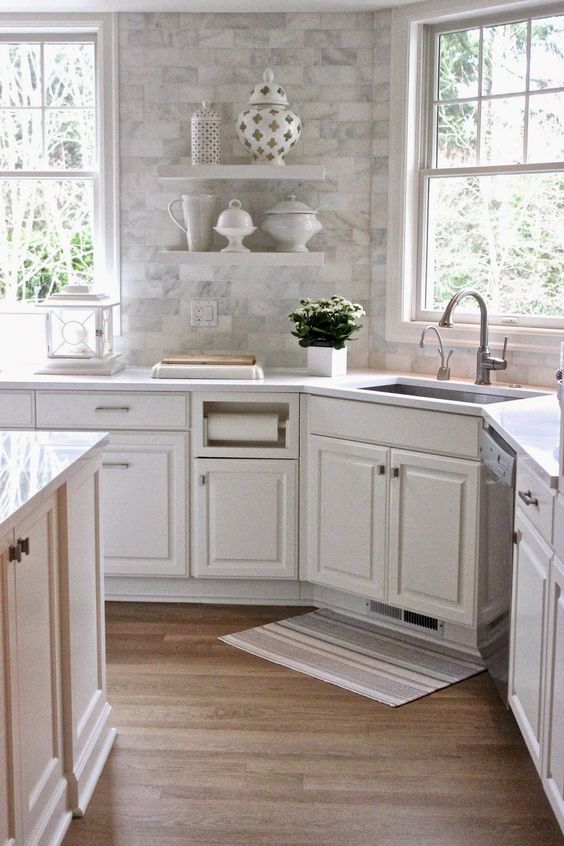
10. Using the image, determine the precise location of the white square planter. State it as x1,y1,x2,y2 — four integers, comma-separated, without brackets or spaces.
307,346,347,377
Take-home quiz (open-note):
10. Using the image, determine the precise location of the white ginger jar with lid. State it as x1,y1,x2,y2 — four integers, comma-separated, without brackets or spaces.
236,68,302,165
191,100,221,165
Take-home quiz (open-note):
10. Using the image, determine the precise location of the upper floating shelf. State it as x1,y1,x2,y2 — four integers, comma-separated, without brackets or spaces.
158,164,326,182
158,250,325,266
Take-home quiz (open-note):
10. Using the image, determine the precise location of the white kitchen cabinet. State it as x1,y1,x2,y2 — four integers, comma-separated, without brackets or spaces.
306,435,479,623
306,435,388,599
509,509,551,772
2,496,70,846
193,459,297,579
388,450,480,625
542,554,564,831
102,432,187,577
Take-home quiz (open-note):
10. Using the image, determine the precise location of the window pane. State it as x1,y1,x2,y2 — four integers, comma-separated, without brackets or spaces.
0,109,43,169
530,15,564,90
0,44,40,107
482,21,527,96
438,29,480,100
436,102,477,166
480,97,525,164
44,43,95,108
0,179,94,303
528,92,564,162
425,173,564,317
46,109,95,169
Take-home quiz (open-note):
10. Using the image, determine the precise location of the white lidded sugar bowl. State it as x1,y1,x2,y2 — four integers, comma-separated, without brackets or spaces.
261,195,323,252
236,68,302,165
214,199,256,252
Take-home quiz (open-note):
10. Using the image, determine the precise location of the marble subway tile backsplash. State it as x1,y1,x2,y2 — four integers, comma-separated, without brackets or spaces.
116,11,376,368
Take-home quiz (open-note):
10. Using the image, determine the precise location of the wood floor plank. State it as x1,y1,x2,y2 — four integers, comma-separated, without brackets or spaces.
62,603,564,846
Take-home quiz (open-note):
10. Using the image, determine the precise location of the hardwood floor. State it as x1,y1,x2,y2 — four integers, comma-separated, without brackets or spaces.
63,603,563,846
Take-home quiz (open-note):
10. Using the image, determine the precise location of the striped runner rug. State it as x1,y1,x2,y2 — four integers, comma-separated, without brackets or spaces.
220,608,484,707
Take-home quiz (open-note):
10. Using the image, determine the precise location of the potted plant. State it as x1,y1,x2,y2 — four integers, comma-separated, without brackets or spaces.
288,296,365,376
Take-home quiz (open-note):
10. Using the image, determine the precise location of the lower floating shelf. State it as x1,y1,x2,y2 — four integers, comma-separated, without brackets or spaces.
158,250,325,266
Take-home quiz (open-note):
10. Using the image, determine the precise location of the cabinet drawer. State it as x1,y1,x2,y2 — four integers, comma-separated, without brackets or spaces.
0,390,34,428
36,391,189,431
516,460,554,544
309,396,480,459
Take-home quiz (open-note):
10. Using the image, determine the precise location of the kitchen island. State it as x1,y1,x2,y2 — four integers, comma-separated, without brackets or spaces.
0,430,115,846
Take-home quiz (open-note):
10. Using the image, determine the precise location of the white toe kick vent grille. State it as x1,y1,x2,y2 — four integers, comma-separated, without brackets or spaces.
367,601,444,636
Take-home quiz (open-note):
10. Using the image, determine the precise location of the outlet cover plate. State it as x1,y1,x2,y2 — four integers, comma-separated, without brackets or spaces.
191,299,218,327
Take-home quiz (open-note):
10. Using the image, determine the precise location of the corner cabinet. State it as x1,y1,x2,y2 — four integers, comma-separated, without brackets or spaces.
307,435,479,624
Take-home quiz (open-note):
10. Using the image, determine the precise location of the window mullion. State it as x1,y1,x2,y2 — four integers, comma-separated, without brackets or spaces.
476,25,483,165
523,18,532,163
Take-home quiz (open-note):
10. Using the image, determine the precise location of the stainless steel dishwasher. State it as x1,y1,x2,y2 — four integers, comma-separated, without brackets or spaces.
477,426,516,705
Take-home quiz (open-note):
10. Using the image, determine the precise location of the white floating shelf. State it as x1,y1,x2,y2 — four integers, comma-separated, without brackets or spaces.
158,250,325,266
158,164,326,182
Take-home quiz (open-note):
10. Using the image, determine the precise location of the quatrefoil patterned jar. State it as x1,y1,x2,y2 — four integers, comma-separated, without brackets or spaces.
236,68,302,165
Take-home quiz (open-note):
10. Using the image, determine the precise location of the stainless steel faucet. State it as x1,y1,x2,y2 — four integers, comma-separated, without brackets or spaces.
420,325,453,380
438,288,508,385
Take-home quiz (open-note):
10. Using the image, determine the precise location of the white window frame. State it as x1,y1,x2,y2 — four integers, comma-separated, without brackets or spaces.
386,0,564,354
0,12,120,313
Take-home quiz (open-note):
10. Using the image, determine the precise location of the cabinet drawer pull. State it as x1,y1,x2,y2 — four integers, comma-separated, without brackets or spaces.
95,406,130,413
377,464,386,475
16,537,30,556
391,467,399,478
518,489,539,507
8,543,22,563
199,474,206,486
102,462,130,470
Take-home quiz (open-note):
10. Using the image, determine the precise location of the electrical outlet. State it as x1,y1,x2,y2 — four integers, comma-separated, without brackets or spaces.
191,299,218,327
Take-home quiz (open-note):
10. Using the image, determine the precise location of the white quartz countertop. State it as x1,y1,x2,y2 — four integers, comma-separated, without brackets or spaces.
0,430,108,535
484,394,560,487
0,365,558,485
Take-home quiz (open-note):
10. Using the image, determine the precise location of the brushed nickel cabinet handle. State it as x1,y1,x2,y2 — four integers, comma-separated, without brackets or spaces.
518,489,539,507
16,537,30,556
95,406,130,412
102,462,130,470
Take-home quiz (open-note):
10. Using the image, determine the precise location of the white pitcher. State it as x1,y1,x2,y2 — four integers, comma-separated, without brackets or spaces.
168,194,216,252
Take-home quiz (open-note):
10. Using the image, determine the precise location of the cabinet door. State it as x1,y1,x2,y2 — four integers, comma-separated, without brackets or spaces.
102,432,187,577
542,554,564,831
509,510,550,771
12,496,69,844
306,436,388,599
388,450,479,625
0,533,21,846
193,459,297,579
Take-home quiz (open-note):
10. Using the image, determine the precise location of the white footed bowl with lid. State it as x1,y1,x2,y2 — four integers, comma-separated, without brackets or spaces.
261,195,323,252
214,199,256,252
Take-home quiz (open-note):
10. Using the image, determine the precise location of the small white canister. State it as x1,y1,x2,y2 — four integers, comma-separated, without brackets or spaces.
191,100,221,165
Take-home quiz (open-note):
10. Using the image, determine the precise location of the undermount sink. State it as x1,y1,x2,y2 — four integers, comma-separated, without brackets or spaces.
359,383,525,405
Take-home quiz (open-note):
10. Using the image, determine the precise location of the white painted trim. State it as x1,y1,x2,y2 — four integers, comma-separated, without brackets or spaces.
385,0,564,353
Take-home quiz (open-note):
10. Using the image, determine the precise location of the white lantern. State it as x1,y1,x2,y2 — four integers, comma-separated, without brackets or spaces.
35,285,124,375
